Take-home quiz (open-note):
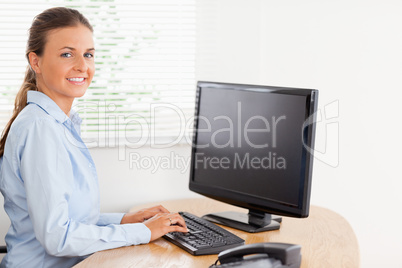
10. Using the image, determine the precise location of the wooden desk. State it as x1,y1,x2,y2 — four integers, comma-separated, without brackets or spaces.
75,198,359,268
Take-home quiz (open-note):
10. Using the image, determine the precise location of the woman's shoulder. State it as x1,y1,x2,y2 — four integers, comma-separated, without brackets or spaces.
10,104,61,136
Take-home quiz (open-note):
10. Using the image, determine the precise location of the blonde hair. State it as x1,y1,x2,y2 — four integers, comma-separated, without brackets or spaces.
0,7,93,157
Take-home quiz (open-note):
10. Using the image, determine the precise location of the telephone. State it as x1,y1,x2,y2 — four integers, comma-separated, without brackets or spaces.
209,242,301,268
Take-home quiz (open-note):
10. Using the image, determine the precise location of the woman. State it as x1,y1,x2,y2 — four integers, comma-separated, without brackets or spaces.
0,7,187,268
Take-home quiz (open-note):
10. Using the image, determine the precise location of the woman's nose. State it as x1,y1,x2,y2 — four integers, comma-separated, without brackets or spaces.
74,56,88,72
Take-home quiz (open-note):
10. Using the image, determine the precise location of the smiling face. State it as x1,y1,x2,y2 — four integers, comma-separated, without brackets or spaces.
29,24,95,114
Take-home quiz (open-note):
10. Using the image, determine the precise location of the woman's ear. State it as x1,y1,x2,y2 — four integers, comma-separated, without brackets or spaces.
28,52,41,74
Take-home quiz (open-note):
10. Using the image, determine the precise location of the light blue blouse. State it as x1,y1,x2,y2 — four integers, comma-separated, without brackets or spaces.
0,91,151,268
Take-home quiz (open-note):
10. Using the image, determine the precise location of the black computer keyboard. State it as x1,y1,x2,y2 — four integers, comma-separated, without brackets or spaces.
163,211,245,255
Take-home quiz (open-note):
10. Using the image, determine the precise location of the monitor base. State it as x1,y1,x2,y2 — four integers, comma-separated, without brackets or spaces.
202,211,282,233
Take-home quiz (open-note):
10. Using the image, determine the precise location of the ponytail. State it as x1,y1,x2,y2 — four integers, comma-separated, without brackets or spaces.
0,66,38,157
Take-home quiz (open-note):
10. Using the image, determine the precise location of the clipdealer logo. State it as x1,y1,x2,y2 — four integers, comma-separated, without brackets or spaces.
303,100,340,168
66,100,340,172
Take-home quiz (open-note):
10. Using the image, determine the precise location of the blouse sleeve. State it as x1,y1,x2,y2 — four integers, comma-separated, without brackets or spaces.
97,213,125,226
20,118,151,257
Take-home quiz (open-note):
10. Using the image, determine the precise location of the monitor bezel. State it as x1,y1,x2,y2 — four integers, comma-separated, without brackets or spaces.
189,81,318,218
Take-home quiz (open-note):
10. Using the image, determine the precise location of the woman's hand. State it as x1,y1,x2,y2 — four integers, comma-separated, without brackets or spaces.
143,212,188,242
120,205,170,224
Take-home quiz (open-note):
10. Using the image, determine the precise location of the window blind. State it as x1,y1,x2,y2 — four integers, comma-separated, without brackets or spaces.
0,0,196,148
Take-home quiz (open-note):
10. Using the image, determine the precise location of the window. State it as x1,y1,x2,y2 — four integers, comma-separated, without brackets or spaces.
0,0,196,148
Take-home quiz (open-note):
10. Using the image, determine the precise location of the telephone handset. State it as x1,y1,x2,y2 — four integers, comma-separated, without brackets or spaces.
210,242,301,268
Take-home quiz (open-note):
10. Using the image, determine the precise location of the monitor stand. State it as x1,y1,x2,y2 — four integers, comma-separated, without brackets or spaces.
202,209,282,233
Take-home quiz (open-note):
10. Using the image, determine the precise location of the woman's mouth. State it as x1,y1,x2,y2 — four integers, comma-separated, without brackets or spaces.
67,77,86,85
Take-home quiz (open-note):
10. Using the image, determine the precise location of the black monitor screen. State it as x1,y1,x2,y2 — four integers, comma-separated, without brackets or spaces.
189,82,318,220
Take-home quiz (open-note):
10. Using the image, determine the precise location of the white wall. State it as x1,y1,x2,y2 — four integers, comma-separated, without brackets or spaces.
196,1,402,267
1,1,402,267
90,145,199,213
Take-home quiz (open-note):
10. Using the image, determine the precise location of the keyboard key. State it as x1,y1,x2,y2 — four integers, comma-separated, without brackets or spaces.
163,212,245,255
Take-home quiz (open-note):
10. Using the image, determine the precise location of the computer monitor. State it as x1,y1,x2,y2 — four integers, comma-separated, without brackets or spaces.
189,81,318,233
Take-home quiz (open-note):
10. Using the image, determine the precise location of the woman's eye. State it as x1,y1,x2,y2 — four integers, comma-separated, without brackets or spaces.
61,52,72,58
84,53,94,59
